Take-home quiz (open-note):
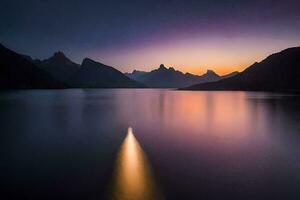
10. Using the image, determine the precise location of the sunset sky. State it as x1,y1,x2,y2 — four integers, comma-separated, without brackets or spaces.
1,0,300,75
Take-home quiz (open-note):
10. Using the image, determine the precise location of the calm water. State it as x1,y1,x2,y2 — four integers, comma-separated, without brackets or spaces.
1,89,300,200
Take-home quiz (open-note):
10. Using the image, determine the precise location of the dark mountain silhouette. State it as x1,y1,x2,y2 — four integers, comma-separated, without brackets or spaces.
34,52,144,88
220,71,239,79
0,43,66,89
37,52,80,82
125,64,239,88
183,47,300,92
68,58,145,88
125,70,147,80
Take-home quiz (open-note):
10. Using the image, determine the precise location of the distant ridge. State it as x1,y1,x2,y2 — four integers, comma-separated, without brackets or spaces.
125,64,239,88
68,58,145,88
182,47,300,92
0,43,66,89
0,44,145,89
33,51,145,88
3,43,299,91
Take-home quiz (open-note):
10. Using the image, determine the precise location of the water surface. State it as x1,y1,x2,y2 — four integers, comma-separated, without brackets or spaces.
1,89,300,200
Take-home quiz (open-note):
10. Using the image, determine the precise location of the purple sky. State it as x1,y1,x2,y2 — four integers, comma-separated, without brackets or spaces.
1,0,300,74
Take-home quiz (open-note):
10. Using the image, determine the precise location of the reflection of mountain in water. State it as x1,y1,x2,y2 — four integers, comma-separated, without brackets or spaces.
110,127,163,200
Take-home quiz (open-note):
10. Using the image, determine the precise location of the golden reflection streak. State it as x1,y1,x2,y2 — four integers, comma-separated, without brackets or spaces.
110,127,162,200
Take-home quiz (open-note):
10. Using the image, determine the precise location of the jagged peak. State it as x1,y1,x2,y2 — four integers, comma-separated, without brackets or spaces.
53,51,66,58
206,69,215,74
50,51,70,62
159,64,167,70
204,69,219,76
45,51,76,65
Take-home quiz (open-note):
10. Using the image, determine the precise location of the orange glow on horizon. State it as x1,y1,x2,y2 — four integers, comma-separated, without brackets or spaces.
88,34,299,75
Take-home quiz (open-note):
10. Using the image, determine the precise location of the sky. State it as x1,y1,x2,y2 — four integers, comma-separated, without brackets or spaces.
1,0,300,75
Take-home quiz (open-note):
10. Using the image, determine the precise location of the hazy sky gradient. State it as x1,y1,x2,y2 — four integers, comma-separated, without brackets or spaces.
1,0,300,75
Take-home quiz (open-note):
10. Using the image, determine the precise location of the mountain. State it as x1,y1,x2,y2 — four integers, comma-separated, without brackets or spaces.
37,52,80,82
36,52,144,88
0,43,66,89
68,58,145,88
124,70,148,80
220,71,240,79
183,47,300,92
125,64,239,88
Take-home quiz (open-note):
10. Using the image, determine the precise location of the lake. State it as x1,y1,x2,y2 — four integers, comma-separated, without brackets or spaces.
1,89,300,200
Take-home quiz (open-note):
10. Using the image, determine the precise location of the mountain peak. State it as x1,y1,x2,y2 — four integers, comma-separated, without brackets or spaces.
159,64,167,70
206,69,216,74
0,43,66,89
45,51,75,65
82,58,95,65
81,58,108,69
204,70,219,76
51,51,70,62
169,67,175,71
53,51,66,58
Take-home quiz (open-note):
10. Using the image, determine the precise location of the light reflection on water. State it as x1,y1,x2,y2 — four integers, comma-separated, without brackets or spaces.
110,127,162,200
1,90,300,200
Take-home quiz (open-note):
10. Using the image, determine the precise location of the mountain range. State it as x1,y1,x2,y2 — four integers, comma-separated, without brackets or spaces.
183,47,300,92
125,64,239,88
1,43,300,92
0,44,143,89
35,51,144,88
0,43,66,89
